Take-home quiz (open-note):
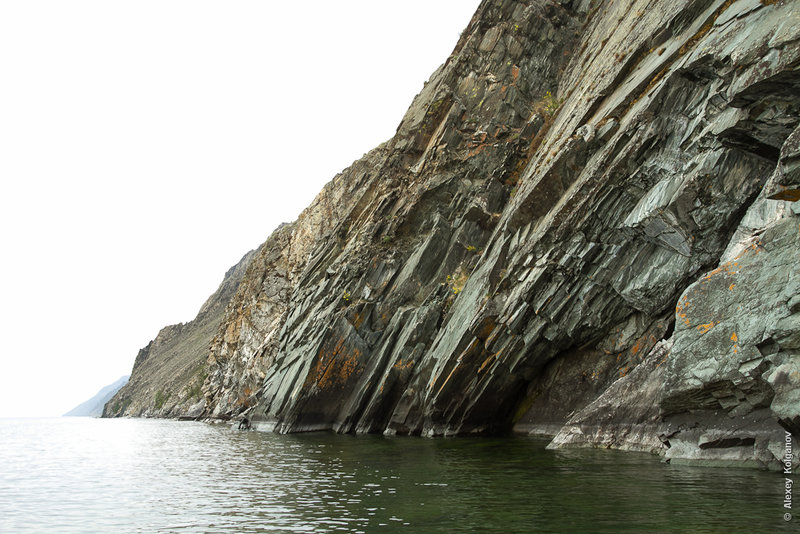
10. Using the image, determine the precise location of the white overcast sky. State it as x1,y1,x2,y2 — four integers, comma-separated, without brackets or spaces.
0,0,481,417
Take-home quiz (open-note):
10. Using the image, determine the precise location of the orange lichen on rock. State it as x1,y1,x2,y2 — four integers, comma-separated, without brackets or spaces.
696,321,716,334
393,358,415,372
325,349,360,390
704,263,732,280
305,336,363,391
351,311,366,330
676,295,692,326
305,336,346,388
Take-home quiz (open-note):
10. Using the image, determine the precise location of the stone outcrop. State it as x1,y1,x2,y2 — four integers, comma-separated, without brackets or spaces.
117,0,800,469
103,250,255,418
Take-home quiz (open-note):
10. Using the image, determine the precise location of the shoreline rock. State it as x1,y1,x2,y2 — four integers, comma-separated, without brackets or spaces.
108,0,800,470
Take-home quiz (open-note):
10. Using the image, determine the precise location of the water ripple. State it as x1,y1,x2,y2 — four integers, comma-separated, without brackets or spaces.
0,418,789,533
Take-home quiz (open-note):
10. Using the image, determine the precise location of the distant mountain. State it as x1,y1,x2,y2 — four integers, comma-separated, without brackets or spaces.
102,249,256,418
64,376,129,417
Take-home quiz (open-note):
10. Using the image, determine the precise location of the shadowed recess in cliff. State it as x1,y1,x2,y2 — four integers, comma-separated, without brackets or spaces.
118,0,800,470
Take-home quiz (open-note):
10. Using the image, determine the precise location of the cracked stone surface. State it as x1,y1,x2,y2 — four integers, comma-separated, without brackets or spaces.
106,0,800,469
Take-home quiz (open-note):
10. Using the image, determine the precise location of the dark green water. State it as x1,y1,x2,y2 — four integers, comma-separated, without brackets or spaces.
0,418,792,532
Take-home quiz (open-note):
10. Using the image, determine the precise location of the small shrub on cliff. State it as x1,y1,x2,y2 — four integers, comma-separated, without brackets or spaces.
186,381,203,400
154,390,170,410
446,269,469,295
111,398,131,415
532,91,562,119
543,91,562,117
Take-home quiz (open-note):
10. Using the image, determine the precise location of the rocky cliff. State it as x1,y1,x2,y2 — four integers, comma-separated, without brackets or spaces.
115,0,799,469
103,250,255,418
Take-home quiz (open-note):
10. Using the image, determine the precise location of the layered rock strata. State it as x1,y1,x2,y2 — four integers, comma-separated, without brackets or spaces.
113,0,800,469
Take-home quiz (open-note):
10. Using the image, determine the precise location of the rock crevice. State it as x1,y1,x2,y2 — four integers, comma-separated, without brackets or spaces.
108,0,800,469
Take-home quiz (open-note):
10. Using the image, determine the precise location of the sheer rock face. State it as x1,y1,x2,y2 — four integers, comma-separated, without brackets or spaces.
202,0,584,430
103,250,255,418
137,0,798,468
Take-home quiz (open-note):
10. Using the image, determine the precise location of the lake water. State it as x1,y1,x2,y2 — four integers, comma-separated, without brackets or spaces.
0,418,791,533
